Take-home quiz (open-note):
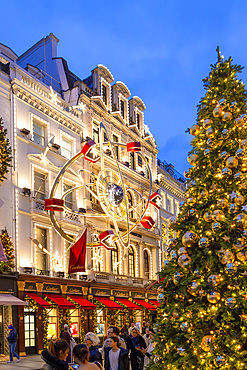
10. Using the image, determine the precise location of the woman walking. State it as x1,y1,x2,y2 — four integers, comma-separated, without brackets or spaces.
84,332,102,365
73,346,102,369
126,327,146,370
104,336,129,370
143,329,155,368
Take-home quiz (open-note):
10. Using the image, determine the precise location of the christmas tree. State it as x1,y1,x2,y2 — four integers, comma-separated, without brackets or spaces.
0,228,15,273
149,48,247,369
0,117,12,183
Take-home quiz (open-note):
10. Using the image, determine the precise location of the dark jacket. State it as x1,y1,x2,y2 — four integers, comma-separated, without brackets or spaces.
104,347,129,370
127,335,146,370
89,345,102,364
41,349,69,370
7,329,17,344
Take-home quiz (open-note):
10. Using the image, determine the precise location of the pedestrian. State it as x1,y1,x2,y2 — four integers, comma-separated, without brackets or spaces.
143,327,151,347
143,329,155,369
73,345,102,369
104,336,129,370
60,324,70,338
128,322,135,336
84,332,102,364
102,326,126,357
61,326,73,363
41,338,69,370
126,327,146,370
7,324,20,363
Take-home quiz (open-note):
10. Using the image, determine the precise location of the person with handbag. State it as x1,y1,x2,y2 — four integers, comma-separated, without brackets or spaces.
126,327,146,370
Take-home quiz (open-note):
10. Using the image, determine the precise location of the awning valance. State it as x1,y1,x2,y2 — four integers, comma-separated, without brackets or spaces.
95,297,122,310
134,299,156,310
116,298,141,310
25,293,51,308
149,300,160,308
0,294,28,306
45,294,75,309
67,295,96,310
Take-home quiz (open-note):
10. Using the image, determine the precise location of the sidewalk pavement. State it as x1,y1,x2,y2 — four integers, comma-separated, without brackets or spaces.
0,355,44,369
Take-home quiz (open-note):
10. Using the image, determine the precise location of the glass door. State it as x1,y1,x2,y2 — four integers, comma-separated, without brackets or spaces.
24,308,36,354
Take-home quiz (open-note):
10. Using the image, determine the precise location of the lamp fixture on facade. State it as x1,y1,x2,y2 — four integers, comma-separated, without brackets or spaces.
51,143,60,150
20,128,30,135
57,271,65,278
23,267,32,274
22,187,31,197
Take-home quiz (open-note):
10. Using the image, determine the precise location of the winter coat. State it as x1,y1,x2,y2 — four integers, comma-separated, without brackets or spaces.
127,335,146,370
41,349,69,370
7,329,17,344
89,345,102,364
104,347,129,370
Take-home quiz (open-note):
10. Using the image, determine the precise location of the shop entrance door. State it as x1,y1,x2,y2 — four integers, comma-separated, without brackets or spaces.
24,308,36,354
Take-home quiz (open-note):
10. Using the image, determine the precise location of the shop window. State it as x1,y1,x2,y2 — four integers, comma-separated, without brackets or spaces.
102,84,107,105
144,250,150,279
70,309,80,338
61,136,73,159
24,308,36,353
128,246,135,277
111,244,119,274
47,308,58,338
36,226,48,274
112,134,119,159
33,119,45,146
93,123,99,143
130,152,135,170
34,171,47,200
63,183,73,210
96,309,105,336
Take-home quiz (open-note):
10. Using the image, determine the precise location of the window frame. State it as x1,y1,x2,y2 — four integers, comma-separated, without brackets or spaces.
93,122,100,144
112,133,119,160
144,250,150,279
128,246,135,277
111,243,119,274
31,114,48,147
34,225,50,275
33,170,47,201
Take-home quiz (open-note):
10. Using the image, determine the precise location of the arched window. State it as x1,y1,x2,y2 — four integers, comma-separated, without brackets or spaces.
144,250,150,279
128,246,135,277
111,243,119,274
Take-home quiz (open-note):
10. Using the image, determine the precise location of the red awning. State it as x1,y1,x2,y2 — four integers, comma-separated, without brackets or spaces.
26,293,51,308
45,294,75,309
67,295,96,310
149,300,160,308
116,298,141,310
95,297,122,310
134,299,156,310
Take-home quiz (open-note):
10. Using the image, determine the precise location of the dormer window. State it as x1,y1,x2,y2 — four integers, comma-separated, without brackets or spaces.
112,81,131,123
129,96,146,133
102,84,107,105
120,100,125,119
136,113,140,130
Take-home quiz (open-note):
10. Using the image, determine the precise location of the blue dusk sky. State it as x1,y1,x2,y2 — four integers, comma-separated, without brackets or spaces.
2,0,247,174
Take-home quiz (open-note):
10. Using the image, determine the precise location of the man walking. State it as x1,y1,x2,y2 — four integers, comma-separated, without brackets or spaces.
7,324,20,363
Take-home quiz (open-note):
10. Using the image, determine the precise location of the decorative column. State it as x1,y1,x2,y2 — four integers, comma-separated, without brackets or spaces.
139,244,144,279
36,283,44,354
17,281,26,357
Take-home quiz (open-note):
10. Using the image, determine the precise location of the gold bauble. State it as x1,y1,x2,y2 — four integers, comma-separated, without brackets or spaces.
188,281,200,296
204,149,210,157
173,272,183,285
234,172,243,181
170,250,177,261
162,260,170,269
178,247,188,256
199,189,208,198
215,355,225,366
220,250,234,264
222,112,232,122
236,251,247,261
234,213,247,228
199,237,209,247
201,335,214,352
236,148,245,158
235,195,245,205
187,197,196,206
168,238,177,247
220,151,229,160
217,198,228,208
172,310,179,318
240,139,247,148
235,117,244,128
212,222,220,231
242,159,247,172
226,156,238,168
168,216,177,228
207,274,221,286
225,297,237,308
213,107,222,117
225,262,237,273
228,203,238,213
207,291,221,303
219,98,227,108
190,124,200,136
178,254,191,268
206,127,214,137
203,212,212,222
203,119,212,129
233,237,245,251
221,167,232,177
182,231,198,247
221,128,229,138
212,209,224,222
187,154,198,166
